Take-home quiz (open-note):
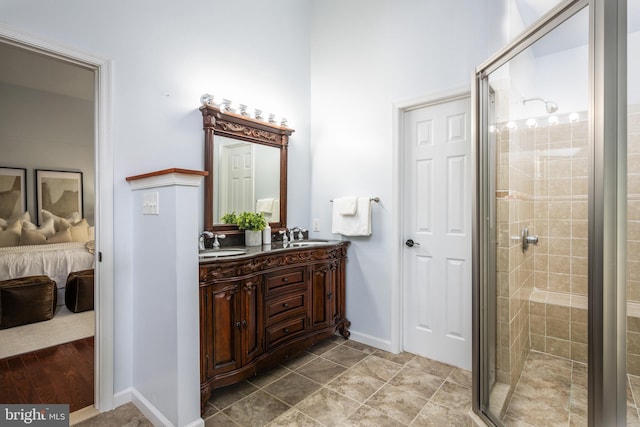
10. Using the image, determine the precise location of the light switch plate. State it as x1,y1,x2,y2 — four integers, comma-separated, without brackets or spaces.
143,192,159,215
313,218,320,232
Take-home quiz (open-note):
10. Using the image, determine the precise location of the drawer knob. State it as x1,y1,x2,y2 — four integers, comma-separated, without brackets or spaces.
282,278,289,282
283,303,289,308
283,328,289,333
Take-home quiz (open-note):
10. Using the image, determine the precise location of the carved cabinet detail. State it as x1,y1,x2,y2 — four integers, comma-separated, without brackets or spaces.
199,242,350,412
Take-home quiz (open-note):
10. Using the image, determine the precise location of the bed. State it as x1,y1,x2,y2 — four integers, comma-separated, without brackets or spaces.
0,209,95,306
0,241,95,305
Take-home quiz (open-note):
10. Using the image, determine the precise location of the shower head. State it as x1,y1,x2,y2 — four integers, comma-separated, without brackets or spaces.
522,97,558,114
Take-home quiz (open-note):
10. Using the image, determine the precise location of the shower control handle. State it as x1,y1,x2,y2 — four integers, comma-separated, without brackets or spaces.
521,227,539,253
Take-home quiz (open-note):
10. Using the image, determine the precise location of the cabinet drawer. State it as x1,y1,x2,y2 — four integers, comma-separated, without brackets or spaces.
265,268,305,294
266,316,306,349
266,290,306,324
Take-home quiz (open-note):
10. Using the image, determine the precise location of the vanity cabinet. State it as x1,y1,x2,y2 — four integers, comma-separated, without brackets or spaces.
199,242,350,412
200,277,264,379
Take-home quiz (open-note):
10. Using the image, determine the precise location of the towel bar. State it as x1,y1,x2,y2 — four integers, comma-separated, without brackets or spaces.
330,197,380,203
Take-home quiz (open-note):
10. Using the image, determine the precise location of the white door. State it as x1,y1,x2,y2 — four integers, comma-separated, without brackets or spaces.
220,142,254,215
402,96,472,370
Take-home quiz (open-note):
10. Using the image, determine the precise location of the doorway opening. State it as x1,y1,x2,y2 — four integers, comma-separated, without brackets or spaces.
0,27,114,414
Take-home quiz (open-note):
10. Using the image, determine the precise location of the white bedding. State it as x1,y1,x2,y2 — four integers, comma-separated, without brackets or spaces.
0,242,95,305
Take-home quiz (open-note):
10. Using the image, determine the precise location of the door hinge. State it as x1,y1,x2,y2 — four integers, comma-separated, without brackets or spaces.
98,251,103,262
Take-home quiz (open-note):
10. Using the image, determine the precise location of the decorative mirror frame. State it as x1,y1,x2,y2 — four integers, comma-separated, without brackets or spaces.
200,104,294,235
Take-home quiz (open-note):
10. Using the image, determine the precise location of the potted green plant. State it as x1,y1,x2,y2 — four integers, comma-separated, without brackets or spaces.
220,212,237,224
236,211,267,246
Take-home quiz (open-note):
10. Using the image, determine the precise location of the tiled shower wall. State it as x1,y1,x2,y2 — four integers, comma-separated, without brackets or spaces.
520,106,640,373
495,122,535,388
529,117,589,363
628,105,640,374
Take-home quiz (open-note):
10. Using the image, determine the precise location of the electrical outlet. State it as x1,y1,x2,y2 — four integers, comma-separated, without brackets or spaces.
143,192,159,215
313,218,320,232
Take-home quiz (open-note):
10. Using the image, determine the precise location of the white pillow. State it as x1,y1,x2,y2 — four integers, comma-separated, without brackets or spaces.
70,219,90,242
22,218,56,238
41,209,82,231
0,220,22,247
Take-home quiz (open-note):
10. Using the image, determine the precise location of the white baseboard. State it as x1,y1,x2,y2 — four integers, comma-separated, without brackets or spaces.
113,387,203,427
348,330,394,353
113,388,132,408
130,388,174,427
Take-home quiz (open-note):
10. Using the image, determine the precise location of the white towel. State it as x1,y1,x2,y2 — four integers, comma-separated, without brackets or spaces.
256,198,274,214
261,199,280,223
333,196,358,216
332,197,372,236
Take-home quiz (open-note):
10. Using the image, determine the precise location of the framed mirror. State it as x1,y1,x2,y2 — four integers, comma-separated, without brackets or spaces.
200,103,294,234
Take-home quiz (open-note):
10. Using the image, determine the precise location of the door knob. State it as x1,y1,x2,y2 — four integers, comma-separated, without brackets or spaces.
405,239,420,248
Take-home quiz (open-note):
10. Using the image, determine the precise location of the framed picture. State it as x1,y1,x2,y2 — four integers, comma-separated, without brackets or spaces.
35,169,83,224
0,167,27,219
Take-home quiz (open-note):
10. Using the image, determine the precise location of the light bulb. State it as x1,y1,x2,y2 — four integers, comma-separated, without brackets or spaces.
548,115,559,125
569,112,580,122
526,118,537,128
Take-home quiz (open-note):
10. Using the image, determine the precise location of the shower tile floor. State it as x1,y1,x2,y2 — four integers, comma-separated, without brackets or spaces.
504,350,640,426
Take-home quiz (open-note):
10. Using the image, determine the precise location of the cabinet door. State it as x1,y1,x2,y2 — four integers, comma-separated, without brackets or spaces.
210,282,242,377
310,262,338,329
241,277,264,364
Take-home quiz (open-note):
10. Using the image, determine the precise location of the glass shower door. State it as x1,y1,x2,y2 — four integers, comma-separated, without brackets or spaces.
478,6,590,425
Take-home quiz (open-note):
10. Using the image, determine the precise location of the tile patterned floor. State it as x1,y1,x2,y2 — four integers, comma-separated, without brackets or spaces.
503,350,640,426
203,336,473,426
72,402,153,426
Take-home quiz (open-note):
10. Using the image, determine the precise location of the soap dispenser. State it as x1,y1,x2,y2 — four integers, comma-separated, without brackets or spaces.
262,225,271,245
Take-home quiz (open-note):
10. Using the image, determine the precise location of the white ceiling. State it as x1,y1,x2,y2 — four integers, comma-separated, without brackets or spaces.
0,41,94,101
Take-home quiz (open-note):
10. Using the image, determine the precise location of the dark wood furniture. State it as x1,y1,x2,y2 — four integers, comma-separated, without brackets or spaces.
199,242,350,412
200,103,294,236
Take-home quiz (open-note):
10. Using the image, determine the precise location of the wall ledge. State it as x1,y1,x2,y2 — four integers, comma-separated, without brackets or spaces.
126,168,207,191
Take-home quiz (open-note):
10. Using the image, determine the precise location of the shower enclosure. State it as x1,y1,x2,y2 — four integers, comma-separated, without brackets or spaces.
474,0,636,425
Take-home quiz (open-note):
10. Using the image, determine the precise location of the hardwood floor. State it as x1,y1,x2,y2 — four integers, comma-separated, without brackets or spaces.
0,337,94,412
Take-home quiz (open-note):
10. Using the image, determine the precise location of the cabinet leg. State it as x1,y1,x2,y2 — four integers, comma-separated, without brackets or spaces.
201,385,211,415
338,319,351,339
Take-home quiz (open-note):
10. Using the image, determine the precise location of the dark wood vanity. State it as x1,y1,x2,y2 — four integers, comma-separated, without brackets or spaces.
198,242,350,411
198,99,350,412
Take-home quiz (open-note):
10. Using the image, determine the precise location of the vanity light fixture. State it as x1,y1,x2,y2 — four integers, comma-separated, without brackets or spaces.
526,118,538,128
200,94,292,128
221,98,233,112
548,115,559,125
200,93,215,107
569,112,580,122
505,121,517,130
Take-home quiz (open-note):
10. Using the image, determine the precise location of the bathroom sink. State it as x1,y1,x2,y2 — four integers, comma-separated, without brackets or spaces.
199,249,247,258
288,240,330,247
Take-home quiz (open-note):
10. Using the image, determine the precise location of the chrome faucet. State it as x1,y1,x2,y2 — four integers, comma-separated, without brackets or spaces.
212,233,226,248
199,231,214,250
279,229,289,245
289,227,306,241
